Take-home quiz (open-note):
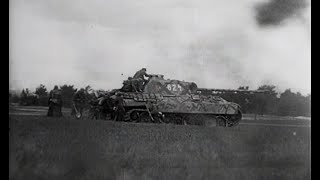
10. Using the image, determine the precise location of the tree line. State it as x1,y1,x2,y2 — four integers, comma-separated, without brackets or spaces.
212,85,311,117
9,84,311,117
9,84,93,108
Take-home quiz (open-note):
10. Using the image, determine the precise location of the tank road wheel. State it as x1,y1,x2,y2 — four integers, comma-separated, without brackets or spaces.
216,116,227,127
124,110,140,122
202,115,216,127
140,112,152,123
152,112,165,123
172,114,185,125
161,113,170,124
227,110,242,127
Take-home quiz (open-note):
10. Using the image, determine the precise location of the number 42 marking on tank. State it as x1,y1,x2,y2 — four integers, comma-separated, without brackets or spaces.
166,84,183,92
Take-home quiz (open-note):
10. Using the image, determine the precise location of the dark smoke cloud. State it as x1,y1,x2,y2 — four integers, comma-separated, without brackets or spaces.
255,0,308,26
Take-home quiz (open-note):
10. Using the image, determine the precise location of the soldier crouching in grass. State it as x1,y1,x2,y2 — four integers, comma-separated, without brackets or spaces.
47,85,63,117
71,88,87,119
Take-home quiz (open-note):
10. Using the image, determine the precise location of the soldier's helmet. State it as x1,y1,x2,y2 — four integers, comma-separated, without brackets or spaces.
142,68,146,71
54,85,58,90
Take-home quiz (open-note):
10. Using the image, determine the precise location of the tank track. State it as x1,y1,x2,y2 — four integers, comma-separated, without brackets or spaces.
121,108,242,127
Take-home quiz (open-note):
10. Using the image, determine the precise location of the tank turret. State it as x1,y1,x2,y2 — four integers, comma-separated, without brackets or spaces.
142,74,198,95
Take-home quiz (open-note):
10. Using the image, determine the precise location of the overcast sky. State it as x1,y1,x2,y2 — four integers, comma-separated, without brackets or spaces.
9,0,311,95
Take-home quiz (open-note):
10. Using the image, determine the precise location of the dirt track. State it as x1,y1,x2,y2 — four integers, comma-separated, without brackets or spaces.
9,109,311,180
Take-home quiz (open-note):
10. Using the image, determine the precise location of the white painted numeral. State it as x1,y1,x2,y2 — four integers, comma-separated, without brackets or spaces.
177,84,182,91
167,84,172,91
167,84,183,92
172,84,177,91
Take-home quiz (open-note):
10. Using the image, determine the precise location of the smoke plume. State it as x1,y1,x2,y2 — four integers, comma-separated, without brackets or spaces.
255,0,308,26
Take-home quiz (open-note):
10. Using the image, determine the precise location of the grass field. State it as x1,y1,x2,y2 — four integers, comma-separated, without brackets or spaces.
9,107,311,180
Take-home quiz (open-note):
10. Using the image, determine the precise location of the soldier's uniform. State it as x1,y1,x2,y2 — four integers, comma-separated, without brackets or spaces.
88,91,117,120
121,77,134,92
132,68,150,92
88,95,100,120
72,89,87,118
114,92,125,121
47,86,63,117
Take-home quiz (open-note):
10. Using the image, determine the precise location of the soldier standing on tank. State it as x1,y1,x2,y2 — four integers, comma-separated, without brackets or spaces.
113,92,125,121
121,77,135,92
47,85,63,117
72,88,87,118
132,68,151,92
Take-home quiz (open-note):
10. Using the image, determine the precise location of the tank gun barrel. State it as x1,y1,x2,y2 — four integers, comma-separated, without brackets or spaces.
197,88,272,95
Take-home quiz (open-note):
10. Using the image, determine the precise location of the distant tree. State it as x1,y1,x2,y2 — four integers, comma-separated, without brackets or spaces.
9,91,20,104
19,88,39,106
232,86,250,113
257,85,276,92
216,84,310,118
59,85,77,108
35,84,48,96
278,89,296,116
277,89,311,117
238,86,249,90
250,85,278,117
35,84,49,106
305,94,311,117
20,89,26,97
19,89,27,105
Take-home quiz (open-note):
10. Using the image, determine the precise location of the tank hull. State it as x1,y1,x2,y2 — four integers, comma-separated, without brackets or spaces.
97,74,244,127
121,92,242,127
123,93,240,114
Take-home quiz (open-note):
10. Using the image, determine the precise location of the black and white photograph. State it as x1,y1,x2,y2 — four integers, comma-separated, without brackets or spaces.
9,0,311,179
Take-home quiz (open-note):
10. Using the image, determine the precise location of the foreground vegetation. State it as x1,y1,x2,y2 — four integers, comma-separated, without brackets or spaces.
9,115,310,180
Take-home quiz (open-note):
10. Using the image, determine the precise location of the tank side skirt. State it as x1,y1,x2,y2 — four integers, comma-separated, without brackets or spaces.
123,109,241,127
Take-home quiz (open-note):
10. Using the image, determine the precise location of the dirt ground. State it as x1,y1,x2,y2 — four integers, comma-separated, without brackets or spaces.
9,110,310,180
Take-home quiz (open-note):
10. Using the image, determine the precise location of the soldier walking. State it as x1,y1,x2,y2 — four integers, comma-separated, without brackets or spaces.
72,88,87,119
47,85,63,117
113,92,125,121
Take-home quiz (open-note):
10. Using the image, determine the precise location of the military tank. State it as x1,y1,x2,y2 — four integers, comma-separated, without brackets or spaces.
111,74,244,127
